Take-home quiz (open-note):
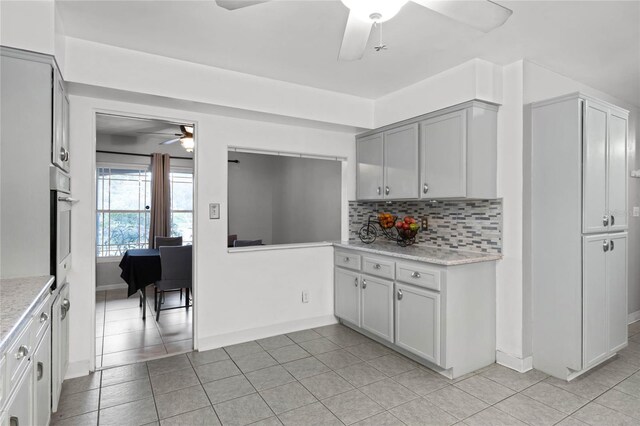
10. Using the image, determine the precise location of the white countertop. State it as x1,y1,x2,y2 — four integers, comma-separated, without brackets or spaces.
0,275,54,354
333,241,502,266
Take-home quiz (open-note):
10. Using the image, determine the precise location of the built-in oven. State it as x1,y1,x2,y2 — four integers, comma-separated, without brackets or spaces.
50,166,74,290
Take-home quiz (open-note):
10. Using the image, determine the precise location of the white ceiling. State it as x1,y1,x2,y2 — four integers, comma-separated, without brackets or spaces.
58,0,640,106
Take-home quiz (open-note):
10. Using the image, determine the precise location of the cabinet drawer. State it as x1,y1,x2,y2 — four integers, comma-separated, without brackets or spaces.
31,295,52,347
362,256,395,280
396,262,441,291
6,318,33,395
335,251,361,271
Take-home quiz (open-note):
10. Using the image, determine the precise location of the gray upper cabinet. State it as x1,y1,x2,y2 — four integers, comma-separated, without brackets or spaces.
582,100,628,234
383,124,419,199
420,109,467,198
356,100,498,201
52,69,70,172
356,133,384,200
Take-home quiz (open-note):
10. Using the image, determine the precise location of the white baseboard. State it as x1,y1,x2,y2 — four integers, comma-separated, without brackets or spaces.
197,314,338,352
65,360,91,379
628,310,640,324
96,283,127,292
496,350,533,372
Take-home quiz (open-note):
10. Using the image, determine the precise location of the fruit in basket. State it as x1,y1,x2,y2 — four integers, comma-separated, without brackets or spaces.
378,212,395,229
395,221,403,229
409,223,419,232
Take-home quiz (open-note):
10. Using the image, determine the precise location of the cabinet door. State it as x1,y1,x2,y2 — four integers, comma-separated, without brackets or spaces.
52,71,66,170
608,233,628,353
335,268,361,326
360,275,393,342
356,134,384,200
583,235,609,369
420,109,467,198
51,294,62,412
395,283,440,365
32,327,51,426
583,101,608,233
5,366,33,426
383,124,419,199
608,112,627,232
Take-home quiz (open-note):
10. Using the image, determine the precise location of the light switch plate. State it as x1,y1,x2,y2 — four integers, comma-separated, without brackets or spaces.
209,203,220,219
633,207,639,217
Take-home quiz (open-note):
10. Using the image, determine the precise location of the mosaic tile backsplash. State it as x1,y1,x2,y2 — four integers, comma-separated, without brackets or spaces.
348,199,502,254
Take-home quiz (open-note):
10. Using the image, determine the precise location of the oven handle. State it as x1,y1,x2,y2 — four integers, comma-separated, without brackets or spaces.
58,196,79,204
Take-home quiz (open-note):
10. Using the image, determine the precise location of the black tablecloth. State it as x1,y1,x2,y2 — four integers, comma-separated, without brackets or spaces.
119,249,161,297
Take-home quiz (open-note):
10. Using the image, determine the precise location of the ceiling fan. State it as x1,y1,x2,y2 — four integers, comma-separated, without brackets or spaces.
215,0,512,61
138,125,195,152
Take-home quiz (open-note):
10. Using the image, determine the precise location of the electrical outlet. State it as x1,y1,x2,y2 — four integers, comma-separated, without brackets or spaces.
421,217,428,229
634,207,640,217
302,290,309,303
209,203,220,219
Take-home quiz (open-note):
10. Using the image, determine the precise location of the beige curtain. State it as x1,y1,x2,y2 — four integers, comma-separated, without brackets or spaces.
149,153,171,248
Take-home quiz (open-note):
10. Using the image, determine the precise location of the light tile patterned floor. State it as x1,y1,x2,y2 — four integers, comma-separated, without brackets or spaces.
96,288,193,368
53,322,640,425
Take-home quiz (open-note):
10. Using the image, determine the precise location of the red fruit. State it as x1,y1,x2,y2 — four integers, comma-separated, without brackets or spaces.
396,221,403,228
403,223,409,230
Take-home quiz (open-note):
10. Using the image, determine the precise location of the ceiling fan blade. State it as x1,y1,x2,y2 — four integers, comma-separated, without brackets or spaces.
411,0,512,32
215,0,270,10
338,11,374,61
137,132,182,136
160,138,180,145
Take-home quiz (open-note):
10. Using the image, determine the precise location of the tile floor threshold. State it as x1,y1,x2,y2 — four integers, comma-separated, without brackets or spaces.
52,321,640,425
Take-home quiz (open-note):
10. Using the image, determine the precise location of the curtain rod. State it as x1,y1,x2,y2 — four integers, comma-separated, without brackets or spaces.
96,150,239,163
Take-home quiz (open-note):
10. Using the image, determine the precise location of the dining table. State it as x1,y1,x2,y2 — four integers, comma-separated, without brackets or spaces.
118,248,161,320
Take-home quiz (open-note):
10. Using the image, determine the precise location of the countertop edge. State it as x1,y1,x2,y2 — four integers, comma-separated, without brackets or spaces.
332,242,502,266
0,275,55,355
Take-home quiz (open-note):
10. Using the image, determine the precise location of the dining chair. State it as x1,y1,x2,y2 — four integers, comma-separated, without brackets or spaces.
233,239,263,247
153,236,183,308
155,245,192,321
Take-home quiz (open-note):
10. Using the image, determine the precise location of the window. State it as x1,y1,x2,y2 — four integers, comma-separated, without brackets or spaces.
97,166,151,257
97,165,193,257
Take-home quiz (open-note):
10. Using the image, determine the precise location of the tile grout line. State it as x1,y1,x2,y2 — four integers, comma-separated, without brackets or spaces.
186,350,226,425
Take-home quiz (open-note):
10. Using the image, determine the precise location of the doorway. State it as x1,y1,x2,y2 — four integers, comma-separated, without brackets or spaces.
93,113,196,369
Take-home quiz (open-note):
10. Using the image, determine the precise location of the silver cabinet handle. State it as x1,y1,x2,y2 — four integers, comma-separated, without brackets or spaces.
411,271,421,279
377,186,381,195
354,277,358,287
343,257,350,262
15,345,29,360
61,298,70,319
10,416,19,426
603,240,610,252
40,312,49,323
362,279,367,289
611,215,615,226
385,186,390,195
610,240,615,251
37,362,44,380
58,196,78,203
373,264,381,270
603,215,609,227
423,183,429,194
397,289,403,300
65,150,70,162
59,147,66,162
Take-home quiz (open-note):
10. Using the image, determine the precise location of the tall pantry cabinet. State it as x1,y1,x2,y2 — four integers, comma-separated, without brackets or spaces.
531,93,629,380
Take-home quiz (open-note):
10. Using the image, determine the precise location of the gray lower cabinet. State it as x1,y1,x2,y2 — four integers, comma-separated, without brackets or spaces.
334,248,496,379
395,283,440,365
335,268,361,327
360,275,393,342
3,360,33,426
32,327,51,426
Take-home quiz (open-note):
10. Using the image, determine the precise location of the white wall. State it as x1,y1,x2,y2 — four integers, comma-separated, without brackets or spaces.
63,37,374,129
0,0,55,55
67,95,356,376
523,61,640,322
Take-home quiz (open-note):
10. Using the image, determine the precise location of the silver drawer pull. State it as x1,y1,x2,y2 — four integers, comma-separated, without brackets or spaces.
373,264,381,270
40,312,49,323
15,345,29,360
354,277,358,287
344,257,350,262
37,362,44,380
411,271,421,279
397,289,403,300
362,280,367,289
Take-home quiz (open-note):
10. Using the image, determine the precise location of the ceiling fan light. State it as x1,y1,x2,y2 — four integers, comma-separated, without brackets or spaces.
180,137,195,152
341,0,408,22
